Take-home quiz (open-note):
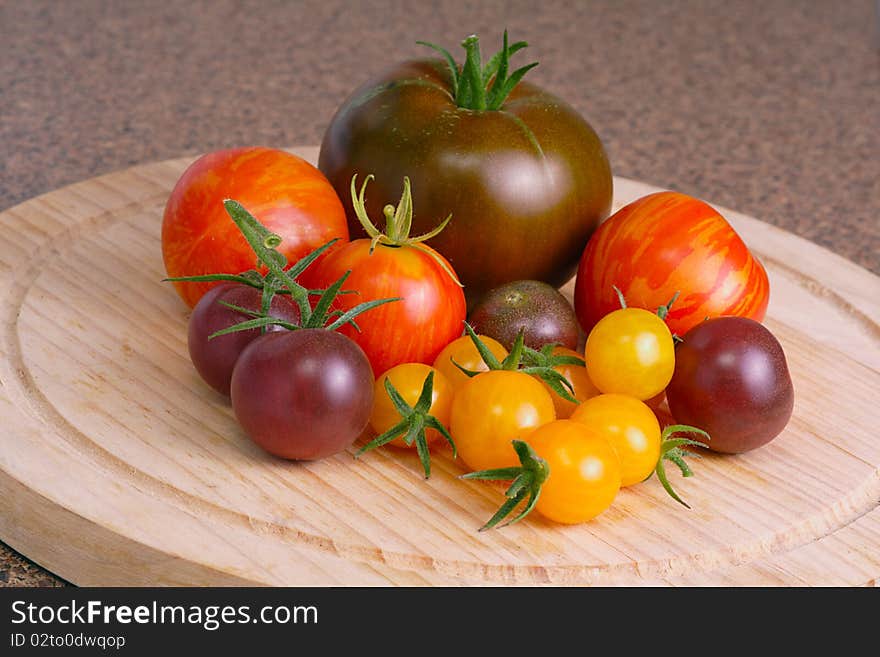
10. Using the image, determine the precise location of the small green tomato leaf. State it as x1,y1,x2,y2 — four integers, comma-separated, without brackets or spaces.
308,270,351,329
462,322,505,370
355,371,455,479
461,439,549,531
207,316,300,339
422,30,537,111
651,424,711,508
416,40,460,98
163,272,263,286
500,329,526,371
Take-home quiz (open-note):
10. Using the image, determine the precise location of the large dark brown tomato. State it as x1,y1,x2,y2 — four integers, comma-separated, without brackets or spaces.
230,329,374,460
318,59,613,304
666,317,794,454
187,283,300,396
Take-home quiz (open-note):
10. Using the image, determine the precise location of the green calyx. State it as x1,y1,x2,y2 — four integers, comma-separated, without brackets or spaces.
165,199,399,337
454,322,580,403
418,30,538,111
613,285,683,342
651,424,711,508
350,174,461,286
461,439,549,531
355,371,456,479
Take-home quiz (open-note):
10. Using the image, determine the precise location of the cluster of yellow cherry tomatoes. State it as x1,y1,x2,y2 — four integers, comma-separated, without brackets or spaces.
360,297,708,530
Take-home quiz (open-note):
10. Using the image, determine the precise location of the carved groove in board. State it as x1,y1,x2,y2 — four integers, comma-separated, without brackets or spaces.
760,256,880,358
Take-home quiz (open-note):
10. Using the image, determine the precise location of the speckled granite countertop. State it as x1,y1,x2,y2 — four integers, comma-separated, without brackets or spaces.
1,0,878,587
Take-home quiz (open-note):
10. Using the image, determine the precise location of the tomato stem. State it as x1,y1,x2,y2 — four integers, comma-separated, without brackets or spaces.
349,174,461,286
355,371,456,479
462,439,549,530
418,30,537,111
652,424,711,508
168,200,400,335
457,323,579,403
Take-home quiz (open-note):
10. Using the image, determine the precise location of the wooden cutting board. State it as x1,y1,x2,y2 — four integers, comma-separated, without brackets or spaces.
1,146,878,586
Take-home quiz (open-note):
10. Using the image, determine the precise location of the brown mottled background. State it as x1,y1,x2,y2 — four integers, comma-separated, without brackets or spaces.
1,0,878,586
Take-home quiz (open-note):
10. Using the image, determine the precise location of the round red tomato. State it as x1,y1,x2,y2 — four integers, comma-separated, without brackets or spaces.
574,191,769,336
303,238,465,376
301,175,466,376
162,147,349,308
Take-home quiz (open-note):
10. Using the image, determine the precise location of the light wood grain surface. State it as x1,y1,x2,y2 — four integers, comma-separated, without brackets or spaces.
0,147,878,586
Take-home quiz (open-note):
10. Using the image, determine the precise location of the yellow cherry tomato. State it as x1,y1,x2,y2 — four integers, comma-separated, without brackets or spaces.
450,370,555,471
432,334,509,390
539,345,601,419
570,393,661,486
584,307,675,400
369,363,453,449
528,420,621,524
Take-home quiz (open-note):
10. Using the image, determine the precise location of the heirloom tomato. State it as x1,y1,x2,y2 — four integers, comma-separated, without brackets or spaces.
450,370,555,472
467,279,580,351
523,422,621,524
368,363,454,450
463,423,621,528
359,364,456,478
302,175,466,376
574,191,769,336
231,330,374,461
162,147,348,308
570,394,661,486
319,32,612,304
570,394,709,506
666,317,794,454
584,307,675,401
187,283,300,396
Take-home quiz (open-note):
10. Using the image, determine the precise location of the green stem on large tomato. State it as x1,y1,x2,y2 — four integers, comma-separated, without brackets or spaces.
418,30,537,111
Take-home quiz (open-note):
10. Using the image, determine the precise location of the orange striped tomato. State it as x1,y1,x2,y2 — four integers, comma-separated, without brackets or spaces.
162,147,349,308
573,191,769,336
301,239,467,377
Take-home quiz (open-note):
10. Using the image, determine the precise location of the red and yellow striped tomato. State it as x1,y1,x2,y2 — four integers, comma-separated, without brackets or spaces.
573,191,769,337
162,147,349,308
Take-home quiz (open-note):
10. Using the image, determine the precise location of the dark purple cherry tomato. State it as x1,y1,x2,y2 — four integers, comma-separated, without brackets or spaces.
467,279,580,351
187,283,300,396
230,329,374,460
666,317,794,454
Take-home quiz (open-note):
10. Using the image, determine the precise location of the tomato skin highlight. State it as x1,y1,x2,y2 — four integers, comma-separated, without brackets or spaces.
450,370,556,472
303,240,466,377
584,307,676,401
162,147,349,308
230,329,374,460
527,420,621,524
370,363,453,449
570,394,661,487
574,191,769,336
